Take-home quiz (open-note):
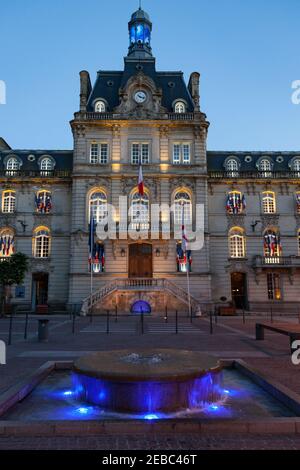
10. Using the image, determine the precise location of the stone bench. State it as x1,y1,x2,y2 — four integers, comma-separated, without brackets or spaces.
256,322,300,353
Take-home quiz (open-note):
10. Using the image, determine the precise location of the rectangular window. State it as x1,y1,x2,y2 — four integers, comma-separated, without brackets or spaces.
90,143,109,164
267,273,281,300
131,143,150,164
172,143,191,164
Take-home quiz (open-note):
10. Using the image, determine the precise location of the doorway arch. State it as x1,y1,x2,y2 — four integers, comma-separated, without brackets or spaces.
131,300,151,315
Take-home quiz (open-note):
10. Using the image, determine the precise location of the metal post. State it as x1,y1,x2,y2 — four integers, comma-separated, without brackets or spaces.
24,311,29,340
214,306,218,324
270,305,273,324
141,311,144,335
242,307,245,325
165,306,168,323
106,310,110,334
190,306,193,324
175,310,178,334
115,305,118,323
210,311,213,335
8,308,14,345
72,307,76,335
90,305,93,323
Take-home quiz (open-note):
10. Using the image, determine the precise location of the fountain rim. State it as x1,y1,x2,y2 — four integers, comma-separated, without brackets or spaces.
73,349,222,383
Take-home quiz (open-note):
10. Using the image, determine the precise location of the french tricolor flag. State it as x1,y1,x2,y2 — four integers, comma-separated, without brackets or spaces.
138,161,144,196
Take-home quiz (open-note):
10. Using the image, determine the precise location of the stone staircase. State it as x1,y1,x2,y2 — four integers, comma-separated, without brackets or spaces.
81,278,202,316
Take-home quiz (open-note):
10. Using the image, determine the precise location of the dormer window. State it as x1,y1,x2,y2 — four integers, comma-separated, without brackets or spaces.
39,156,55,175
174,101,186,113
6,157,20,175
257,158,272,177
225,158,239,177
94,100,106,113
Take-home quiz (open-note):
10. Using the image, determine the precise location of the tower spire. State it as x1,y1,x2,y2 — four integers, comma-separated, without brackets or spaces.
128,6,153,59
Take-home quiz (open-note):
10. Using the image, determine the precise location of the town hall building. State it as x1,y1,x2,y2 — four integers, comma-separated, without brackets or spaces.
1,7,300,315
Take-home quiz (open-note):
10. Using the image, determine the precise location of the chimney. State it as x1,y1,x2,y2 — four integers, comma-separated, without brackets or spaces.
188,72,200,112
79,71,92,112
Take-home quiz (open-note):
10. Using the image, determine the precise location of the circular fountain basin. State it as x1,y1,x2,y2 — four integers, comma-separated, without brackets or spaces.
73,349,224,414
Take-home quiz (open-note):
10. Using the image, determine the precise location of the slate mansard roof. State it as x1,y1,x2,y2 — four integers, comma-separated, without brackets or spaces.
86,58,195,113
207,151,300,172
0,148,73,172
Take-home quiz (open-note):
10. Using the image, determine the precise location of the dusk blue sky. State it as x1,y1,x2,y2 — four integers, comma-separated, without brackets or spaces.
1,0,299,151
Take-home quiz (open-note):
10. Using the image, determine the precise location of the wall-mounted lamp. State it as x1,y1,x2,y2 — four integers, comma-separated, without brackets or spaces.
251,220,261,232
155,248,160,258
121,248,126,258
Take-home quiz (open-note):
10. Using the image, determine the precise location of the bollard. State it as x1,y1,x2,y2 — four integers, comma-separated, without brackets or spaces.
175,310,178,334
270,306,273,324
141,311,144,335
115,305,118,323
214,307,218,325
8,311,13,346
165,306,168,323
72,308,76,335
38,319,49,342
90,306,93,323
210,311,213,335
24,311,29,340
242,307,245,325
106,310,110,334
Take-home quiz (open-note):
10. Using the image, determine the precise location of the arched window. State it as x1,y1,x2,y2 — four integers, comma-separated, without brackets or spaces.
40,157,53,174
130,191,150,230
2,190,16,213
94,100,106,113
229,227,246,258
89,190,108,224
292,159,300,177
174,191,192,225
33,227,51,258
6,157,20,175
0,228,15,258
174,101,186,113
35,190,52,214
226,191,246,214
225,159,239,177
263,230,281,258
258,159,272,177
262,191,276,214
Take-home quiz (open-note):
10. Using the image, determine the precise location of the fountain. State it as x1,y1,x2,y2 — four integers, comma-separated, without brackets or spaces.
72,349,224,414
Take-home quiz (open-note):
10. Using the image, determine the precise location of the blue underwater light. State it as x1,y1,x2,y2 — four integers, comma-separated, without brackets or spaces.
63,390,73,397
143,413,159,420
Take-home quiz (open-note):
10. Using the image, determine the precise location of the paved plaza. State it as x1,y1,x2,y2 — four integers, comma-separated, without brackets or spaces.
0,312,300,449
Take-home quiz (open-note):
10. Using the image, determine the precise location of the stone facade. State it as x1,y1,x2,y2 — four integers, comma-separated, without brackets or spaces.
0,8,299,314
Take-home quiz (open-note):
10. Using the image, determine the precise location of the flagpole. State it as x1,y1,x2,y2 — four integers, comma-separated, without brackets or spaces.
182,203,192,320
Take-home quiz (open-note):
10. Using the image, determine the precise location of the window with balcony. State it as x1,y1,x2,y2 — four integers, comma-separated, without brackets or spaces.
2,190,16,213
131,143,150,164
229,227,246,258
226,191,246,214
263,230,281,258
174,101,186,113
267,273,281,300
89,190,108,224
172,143,191,164
33,227,51,258
0,228,15,258
90,143,109,164
262,191,276,214
174,191,192,225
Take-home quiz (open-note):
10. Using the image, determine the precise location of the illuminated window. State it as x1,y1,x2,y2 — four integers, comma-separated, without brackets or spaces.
262,192,276,214
172,143,191,164
174,101,186,113
94,100,106,113
226,191,246,214
89,191,108,224
174,191,192,225
33,227,50,258
225,158,239,176
89,143,108,164
131,143,149,164
229,227,245,258
130,191,149,230
258,159,272,177
0,228,15,258
267,273,281,300
36,190,52,214
263,230,281,258
6,157,20,175
2,190,16,213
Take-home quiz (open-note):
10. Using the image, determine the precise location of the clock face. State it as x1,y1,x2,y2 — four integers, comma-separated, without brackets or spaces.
134,90,147,103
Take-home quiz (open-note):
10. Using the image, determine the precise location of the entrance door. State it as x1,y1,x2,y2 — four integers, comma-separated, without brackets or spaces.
31,273,49,311
129,243,152,278
231,272,247,309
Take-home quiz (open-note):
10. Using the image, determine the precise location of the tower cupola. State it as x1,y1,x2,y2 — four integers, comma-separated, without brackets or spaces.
128,7,153,59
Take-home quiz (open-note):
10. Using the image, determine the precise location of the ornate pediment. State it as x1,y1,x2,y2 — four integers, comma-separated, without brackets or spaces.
114,72,167,117
260,214,280,232
226,214,245,230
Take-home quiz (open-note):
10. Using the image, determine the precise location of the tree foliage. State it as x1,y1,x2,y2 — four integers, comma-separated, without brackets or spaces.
0,252,29,286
